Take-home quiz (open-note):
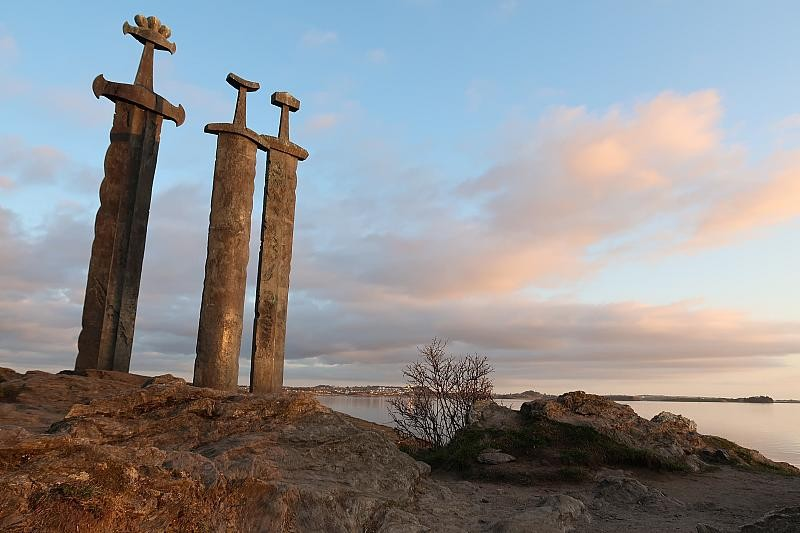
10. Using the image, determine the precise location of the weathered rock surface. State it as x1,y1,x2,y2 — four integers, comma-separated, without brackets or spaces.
696,506,800,532
0,369,149,432
2,369,798,533
592,471,684,511
0,369,427,532
488,494,590,533
650,411,698,433
739,506,800,532
520,391,799,474
478,449,516,465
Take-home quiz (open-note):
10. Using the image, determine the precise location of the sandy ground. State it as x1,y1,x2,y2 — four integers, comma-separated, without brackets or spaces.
406,466,800,532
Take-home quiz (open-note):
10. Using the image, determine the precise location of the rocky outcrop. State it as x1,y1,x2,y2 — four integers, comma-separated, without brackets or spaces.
650,411,697,433
0,369,428,532
520,391,799,474
0,369,149,432
520,391,704,468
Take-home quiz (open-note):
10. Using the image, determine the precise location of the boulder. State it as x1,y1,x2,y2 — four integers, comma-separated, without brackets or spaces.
470,400,522,430
592,471,684,510
489,494,590,533
478,449,516,465
651,411,698,433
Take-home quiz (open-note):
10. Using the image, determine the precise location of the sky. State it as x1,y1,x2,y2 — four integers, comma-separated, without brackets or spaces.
1,1,799,397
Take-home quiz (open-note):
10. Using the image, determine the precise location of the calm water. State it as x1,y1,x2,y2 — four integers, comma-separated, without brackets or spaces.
317,395,800,467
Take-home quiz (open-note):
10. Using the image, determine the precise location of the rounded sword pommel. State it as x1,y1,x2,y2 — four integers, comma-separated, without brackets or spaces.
271,92,300,112
123,14,176,54
227,73,260,92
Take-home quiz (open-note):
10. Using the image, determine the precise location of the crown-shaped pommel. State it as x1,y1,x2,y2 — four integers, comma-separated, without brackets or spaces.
123,14,176,54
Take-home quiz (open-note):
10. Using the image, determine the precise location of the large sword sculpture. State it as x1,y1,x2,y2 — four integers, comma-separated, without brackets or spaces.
75,15,185,373
194,74,267,391
250,93,309,393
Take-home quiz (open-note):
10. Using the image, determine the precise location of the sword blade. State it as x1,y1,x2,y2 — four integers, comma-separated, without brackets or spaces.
76,100,163,372
251,150,299,393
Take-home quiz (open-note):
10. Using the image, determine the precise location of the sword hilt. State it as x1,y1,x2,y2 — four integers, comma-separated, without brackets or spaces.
271,92,300,142
226,73,260,128
91,15,184,127
205,73,268,150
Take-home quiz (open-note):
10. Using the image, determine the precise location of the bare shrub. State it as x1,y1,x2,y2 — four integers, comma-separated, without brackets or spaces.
388,338,494,448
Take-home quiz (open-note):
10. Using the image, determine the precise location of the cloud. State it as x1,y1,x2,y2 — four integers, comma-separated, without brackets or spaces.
284,293,800,371
301,29,338,47
41,87,110,127
0,29,17,62
0,137,67,185
366,48,388,64
692,150,800,246
497,0,519,15
2,90,800,397
0,136,98,189
303,113,339,133
294,91,734,300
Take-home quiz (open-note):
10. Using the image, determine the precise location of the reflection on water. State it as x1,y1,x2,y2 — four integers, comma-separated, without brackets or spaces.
318,395,800,467
318,395,396,426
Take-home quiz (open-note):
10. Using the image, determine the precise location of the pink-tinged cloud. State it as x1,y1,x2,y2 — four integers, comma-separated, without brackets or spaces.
304,113,339,133
2,90,800,396
693,150,800,246
295,90,736,299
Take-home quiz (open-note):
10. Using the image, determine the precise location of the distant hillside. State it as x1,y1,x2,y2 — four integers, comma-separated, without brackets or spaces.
493,390,554,400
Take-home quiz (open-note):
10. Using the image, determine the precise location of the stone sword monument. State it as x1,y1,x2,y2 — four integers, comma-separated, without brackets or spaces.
250,93,309,393
194,74,269,391
75,15,185,373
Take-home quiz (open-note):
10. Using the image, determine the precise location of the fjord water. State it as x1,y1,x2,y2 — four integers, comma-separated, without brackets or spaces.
317,396,800,467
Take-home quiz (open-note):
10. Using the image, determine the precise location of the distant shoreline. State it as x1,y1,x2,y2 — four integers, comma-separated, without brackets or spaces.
605,396,800,404
287,386,800,404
